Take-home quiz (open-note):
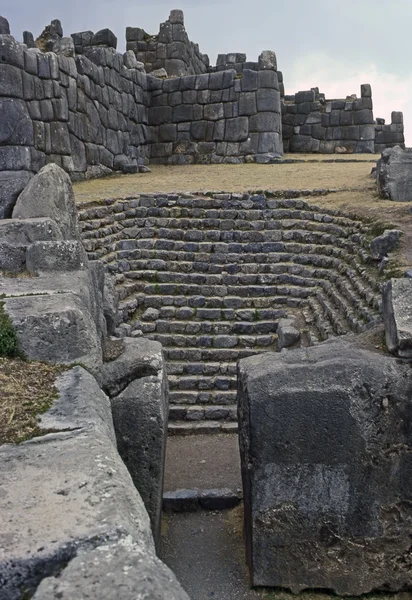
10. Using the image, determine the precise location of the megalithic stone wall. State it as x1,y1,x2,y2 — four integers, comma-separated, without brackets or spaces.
282,84,376,154
375,111,405,153
126,9,210,77
148,65,283,164
0,23,151,218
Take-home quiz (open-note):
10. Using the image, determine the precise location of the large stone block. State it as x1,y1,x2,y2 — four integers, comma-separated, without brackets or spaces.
111,348,169,550
26,240,88,273
91,28,117,49
0,170,32,218
0,366,188,600
0,217,62,244
238,336,412,595
377,146,412,201
0,15,10,34
225,117,248,142
12,163,80,240
0,34,24,68
3,292,102,374
249,112,280,133
383,278,412,358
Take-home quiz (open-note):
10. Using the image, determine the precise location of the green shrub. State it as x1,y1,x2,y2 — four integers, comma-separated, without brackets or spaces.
0,302,20,357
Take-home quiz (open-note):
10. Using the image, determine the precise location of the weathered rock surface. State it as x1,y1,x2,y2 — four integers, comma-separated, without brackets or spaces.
111,365,169,549
383,278,412,358
3,292,103,375
0,366,188,600
238,335,412,595
101,337,163,397
26,240,88,273
0,171,32,219
277,317,301,350
377,146,412,201
370,228,402,259
12,164,80,240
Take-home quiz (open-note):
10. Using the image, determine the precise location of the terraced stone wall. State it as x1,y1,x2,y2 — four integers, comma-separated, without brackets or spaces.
126,10,209,77
79,193,382,433
148,68,283,164
0,30,151,217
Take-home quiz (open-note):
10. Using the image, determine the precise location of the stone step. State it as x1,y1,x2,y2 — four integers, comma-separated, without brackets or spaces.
122,282,316,299
169,404,238,421
142,319,279,336
168,375,237,391
166,361,237,377
129,294,296,311
168,421,238,436
305,296,335,341
123,269,318,288
107,216,352,237
169,390,237,406
79,197,365,224
164,346,274,364
146,332,277,349
157,306,287,321
316,290,349,336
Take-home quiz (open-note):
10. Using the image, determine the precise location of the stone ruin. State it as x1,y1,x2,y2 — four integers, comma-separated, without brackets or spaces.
0,9,406,218
1,8,412,600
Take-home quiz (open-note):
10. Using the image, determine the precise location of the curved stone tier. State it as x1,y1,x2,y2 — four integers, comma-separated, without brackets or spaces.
79,193,383,430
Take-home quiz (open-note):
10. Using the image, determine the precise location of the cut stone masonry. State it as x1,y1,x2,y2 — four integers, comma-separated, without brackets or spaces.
79,192,383,433
0,10,405,219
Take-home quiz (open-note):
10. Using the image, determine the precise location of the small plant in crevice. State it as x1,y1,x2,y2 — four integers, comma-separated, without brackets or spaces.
0,301,21,358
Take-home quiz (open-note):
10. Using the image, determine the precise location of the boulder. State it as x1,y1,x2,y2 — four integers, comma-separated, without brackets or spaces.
12,164,80,240
0,366,188,600
382,278,412,358
377,146,412,201
238,336,412,595
370,228,401,259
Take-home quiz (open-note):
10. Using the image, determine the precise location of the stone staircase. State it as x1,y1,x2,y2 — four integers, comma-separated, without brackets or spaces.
79,192,383,433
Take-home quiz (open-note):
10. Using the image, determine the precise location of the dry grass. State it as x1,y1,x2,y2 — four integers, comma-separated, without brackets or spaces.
0,357,66,444
73,157,378,203
73,156,412,268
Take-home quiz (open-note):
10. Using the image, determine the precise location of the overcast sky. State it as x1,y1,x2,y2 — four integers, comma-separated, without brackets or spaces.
3,0,411,144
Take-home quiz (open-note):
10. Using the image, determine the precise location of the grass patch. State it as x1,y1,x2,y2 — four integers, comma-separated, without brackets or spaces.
0,357,67,444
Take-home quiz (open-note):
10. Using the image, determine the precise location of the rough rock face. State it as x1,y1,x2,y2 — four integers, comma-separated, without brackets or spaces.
370,228,401,259
12,164,80,240
0,367,188,600
238,335,412,596
101,338,169,548
377,146,412,201
383,278,412,358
